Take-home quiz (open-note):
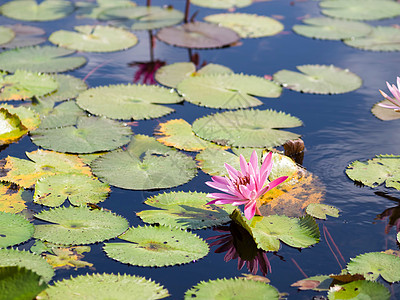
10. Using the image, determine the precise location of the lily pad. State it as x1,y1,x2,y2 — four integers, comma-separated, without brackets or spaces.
1,104,40,131
91,135,197,190
39,74,87,103
1,24,46,49
191,0,252,9
0,249,54,282
99,6,184,31
320,0,400,21
192,109,302,148
137,191,234,229
0,26,15,45
49,25,138,52
345,155,400,189
38,273,169,300
0,183,28,213
184,278,279,299
0,108,28,145
155,62,233,88
43,246,93,270
291,275,333,291
30,116,133,154
328,280,390,300
343,26,400,52
248,214,320,251
0,70,58,101
0,212,33,248
0,46,86,73
293,17,372,40
76,84,181,120
205,13,284,38
76,0,137,19
36,101,87,129
157,22,240,49
34,206,129,245
155,119,223,151
0,149,92,188
0,0,74,21
103,225,209,267
347,252,400,282
273,64,362,94
177,73,282,109
372,100,400,121
0,266,47,300
34,174,110,207
306,203,339,220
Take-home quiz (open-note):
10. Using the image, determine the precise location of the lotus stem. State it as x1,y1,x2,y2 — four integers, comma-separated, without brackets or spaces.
184,0,190,23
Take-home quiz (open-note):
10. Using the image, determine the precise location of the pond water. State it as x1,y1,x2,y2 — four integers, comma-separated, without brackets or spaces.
1,0,400,299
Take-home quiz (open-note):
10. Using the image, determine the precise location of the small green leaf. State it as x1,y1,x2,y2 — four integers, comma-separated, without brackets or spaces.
0,212,34,248
306,203,339,220
34,206,129,245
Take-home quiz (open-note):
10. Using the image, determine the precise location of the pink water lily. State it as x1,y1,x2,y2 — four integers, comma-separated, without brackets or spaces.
378,77,400,111
206,150,288,220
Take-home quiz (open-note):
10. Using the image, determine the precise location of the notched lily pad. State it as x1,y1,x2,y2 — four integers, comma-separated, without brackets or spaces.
184,278,279,299
34,206,129,245
137,191,234,229
192,109,302,148
177,73,282,109
205,13,284,38
38,273,169,300
345,154,400,189
157,22,240,49
49,25,138,52
273,64,362,94
103,225,209,267
0,212,34,248
306,203,339,220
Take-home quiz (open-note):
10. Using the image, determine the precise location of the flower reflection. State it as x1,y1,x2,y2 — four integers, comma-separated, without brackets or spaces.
128,60,166,85
207,221,271,276
378,76,400,111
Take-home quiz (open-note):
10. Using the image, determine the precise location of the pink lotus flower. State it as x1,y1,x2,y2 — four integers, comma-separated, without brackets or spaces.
378,77,400,111
206,150,288,220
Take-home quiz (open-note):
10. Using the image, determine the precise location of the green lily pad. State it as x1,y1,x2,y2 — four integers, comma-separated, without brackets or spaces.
372,100,400,121
0,108,28,145
0,183,28,213
0,212,33,248
137,191,234,229
99,6,184,31
306,203,339,220
157,22,240,49
0,149,92,188
0,249,54,282
0,70,58,101
39,74,87,103
38,273,169,300
343,26,400,52
1,104,41,131
320,0,400,21
191,0,252,9
91,135,197,190
1,24,46,49
36,101,87,129
0,46,86,73
293,17,372,40
328,280,390,300
155,62,233,88
34,206,129,245
184,278,279,299
345,155,400,189
76,84,181,120
104,225,209,267
205,13,284,38
177,73,282,109
0,266,47,300
246,214,320,251
155,119,223,151
0,26,15,45
192,109,302,148
34,174,110,207
76,0,137,19
273,64,362,94
347,252,400,282
49,25,138,52
30,116,133,154
0,0,74,21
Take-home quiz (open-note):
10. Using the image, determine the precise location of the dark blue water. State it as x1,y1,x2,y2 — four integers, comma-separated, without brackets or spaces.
2,0,400,298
